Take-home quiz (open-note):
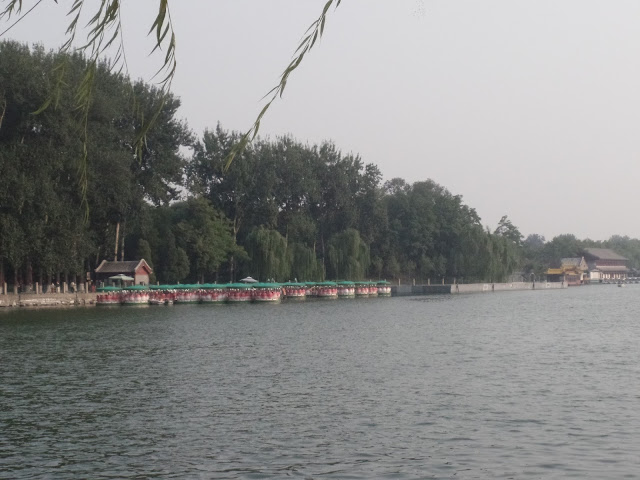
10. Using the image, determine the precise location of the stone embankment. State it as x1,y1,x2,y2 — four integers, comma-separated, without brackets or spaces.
391,281,566,296
0,293,97,308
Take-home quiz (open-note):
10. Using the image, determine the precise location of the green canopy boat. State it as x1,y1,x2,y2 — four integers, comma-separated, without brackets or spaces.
96,286,121,292
377,280,392,296
123,285,150,291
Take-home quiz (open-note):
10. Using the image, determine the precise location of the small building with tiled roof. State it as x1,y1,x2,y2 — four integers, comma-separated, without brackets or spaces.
583,248,629,281
560,257,588,285
561,257,588,270
95,260,153,285
547,257,588,286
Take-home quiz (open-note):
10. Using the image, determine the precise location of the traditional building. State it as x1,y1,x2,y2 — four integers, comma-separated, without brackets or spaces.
546,256,588,286
95,260,153,286
546,268,567,284
561,257,589,285
583,248,629,281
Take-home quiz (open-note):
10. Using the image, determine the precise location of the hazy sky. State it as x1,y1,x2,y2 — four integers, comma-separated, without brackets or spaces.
4,0,640,240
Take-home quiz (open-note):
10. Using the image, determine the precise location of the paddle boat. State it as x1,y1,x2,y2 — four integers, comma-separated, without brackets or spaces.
355,281,370,297
122,285,150,305
252,283,282,303
316,281,338,298
226,283,253,303
149,285,175,305
96,286,122,305
377,280,392,296
200,284,228,304
305,282,318,297
283,282,306,299
174,285,200,304
337,281,355,298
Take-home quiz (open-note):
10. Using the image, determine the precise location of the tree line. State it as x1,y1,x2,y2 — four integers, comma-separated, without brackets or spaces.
1,42,637,290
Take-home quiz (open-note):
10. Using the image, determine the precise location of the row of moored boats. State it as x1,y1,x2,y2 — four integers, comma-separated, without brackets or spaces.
96,281,392,306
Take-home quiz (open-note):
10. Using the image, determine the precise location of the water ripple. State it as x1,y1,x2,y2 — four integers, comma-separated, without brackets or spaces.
2,288,640,478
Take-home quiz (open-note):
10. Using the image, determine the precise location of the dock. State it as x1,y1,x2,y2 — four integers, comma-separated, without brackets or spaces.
391,281,567,296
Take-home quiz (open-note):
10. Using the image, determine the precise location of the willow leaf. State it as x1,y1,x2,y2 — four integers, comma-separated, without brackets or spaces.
31,97,51,115
224,0,339,169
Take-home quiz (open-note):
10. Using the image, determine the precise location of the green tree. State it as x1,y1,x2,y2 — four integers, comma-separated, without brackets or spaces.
244,227,290,282
0,41,191,286
327,229,370,280
603,235,640,270
288,242,323,281
521,234,547,277
494,215,524,247
173,198,240,283
543,234,583,267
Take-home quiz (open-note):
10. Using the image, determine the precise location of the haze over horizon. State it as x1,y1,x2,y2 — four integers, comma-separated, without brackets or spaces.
4,0,639,242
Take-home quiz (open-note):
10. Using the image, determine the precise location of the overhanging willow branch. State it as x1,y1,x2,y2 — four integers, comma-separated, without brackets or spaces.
224,0,341,170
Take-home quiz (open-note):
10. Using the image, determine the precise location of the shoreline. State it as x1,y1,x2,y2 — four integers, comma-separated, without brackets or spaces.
0,292,96,309
0,281,568,309
393,281,567,296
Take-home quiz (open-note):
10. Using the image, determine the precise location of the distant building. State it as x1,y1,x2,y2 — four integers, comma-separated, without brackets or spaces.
561,257,589,285
583,248,629,281
546,256,588,286
546,268,567,284
588,267,602,283
95,260,153,285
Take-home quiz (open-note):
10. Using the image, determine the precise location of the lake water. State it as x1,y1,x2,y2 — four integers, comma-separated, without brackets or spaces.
1,286,639,479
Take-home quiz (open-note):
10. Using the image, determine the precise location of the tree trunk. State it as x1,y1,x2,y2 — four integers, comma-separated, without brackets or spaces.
25,258,33,291
0,98,6,129
0,260,4,291
114,222,120,261
321,233,326,280
229,217,239,282
120,221,125,261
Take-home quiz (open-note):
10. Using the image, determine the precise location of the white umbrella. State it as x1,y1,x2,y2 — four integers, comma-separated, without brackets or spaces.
109,274,135,281
239,276,258,283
